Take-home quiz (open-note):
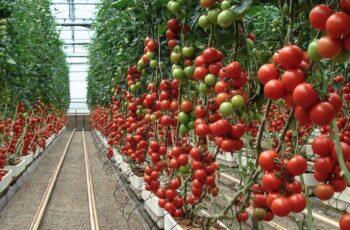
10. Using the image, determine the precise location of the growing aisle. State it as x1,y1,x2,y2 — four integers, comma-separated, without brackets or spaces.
0,131,144,230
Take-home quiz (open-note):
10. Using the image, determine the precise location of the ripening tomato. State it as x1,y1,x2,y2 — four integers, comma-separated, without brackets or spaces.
281,69,305,92
309,102,336,126
278,45,303,69
312,135,334,156
315,184,335,200
292,83,318,109
200,0,216,8
181,101,193,113
309,5,333,30
286,155,307,176
271,197,291,217
258,150,279,172
262,172,282,191
215,93,230,105
339,213,350,230
317,36,342,58
325,12,350,39
264,79,286,100
288,194,307,213
257,64,280,85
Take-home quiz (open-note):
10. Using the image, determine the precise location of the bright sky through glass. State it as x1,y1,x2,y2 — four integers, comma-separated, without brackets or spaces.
50,0,99,114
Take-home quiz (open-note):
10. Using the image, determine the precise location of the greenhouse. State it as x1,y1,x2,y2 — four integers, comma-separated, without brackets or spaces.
0,0,350,229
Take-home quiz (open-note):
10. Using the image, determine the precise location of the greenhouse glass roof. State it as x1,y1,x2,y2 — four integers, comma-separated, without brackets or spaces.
50,0,99,114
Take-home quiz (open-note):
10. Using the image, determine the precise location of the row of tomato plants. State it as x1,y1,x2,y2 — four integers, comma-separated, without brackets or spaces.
89,0,350,229
0,0,69,184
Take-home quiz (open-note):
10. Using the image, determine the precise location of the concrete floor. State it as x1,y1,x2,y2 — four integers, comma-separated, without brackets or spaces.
0,131,144,230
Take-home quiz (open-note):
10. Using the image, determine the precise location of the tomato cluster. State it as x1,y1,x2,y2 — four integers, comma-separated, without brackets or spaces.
308,3,350,63
255,150,308,219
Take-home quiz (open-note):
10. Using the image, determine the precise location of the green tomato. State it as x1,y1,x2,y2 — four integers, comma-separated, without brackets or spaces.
253,208,266,221
187,120,195,129
298,0,309,12
231,95,245,109
150,60,158,68
136,81,141,89
198,82,209,94
159,61,165,69
170,52,182,64
130,84,137,92
221,0,230,10
172,68,186,80
182,46,195,57
178,164,191,174
204,74,217,86
190,110,196,119
146,51,155,60
150,114,157,121
219,102,234,116
137,59,145,68
332,50,350,64
247,38,254,50
207,8,221,24
198,15,211,28
169,1,181,13
178,112,190,124
179,124,189,134
136,109,142,116
176,9,187,19
282,3,289,15
184,66,194,78
307,40,322,61
217,10,234,29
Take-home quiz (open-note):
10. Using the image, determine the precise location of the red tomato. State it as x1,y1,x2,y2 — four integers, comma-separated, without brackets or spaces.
292,83,318,109
317,36,342,58
236,211,249,222
312,135,334,156
271,197,291,217
339,213,350,230
264,79,286,100
294,106,311,125
225,62,242,79
278,45,303,69
195,123,209,138
328,93,343,114
285,180,303,194
315,184,335,200
194,66,208,80
314,156,334,175
325,12,350,39
331,178,347,192
281,69,305,92
257,63,280,85
288,194,307,213
266,193,283,209
331,142,350,161
286,155,307,176
203,47,218,62
344,35,350,51
180,101,193,113
309,4,333,30
215,93,230,105
258,150,279,172
309,102,336,126
262,172,282,191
